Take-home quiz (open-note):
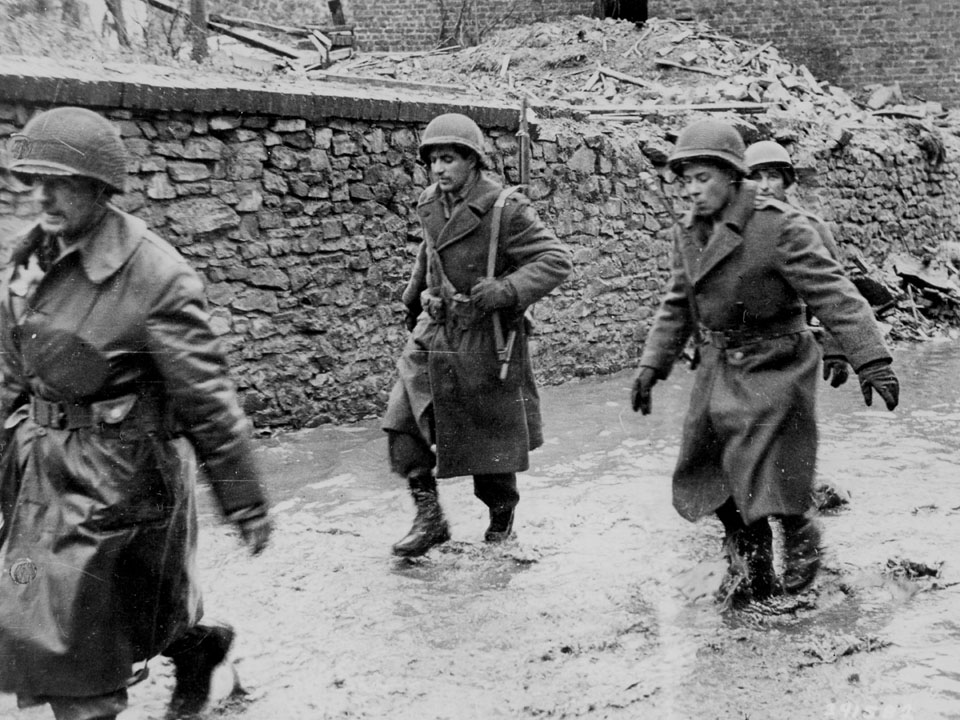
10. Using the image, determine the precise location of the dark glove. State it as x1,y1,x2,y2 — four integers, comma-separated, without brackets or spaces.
822,356,850,388
237,513,272,555
857,360,899,411
470,277,517,314
631,367,658,415
404,302,421,332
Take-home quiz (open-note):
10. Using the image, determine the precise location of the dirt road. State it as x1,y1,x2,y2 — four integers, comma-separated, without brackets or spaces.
3,341,959,720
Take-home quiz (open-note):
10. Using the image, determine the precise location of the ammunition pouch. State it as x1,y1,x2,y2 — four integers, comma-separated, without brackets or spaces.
421,288,485,332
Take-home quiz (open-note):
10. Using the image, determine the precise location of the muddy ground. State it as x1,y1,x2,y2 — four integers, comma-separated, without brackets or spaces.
3,340,960,720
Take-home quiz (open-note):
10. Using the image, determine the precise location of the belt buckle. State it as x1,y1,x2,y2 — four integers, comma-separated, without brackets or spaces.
35,399,66,429
50,403,67,430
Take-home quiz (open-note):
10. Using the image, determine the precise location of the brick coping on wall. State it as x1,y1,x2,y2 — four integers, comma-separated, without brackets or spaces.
0,55,520,130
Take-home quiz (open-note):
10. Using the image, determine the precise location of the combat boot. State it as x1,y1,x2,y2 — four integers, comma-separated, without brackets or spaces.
717,521,777,605
392,473,450,557
739,521,778,600
781,514,822,593
165,623,237,718
484,506,516,543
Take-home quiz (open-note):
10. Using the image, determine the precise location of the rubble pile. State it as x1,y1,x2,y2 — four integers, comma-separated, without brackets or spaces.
331,16,955,127
326,16,960,342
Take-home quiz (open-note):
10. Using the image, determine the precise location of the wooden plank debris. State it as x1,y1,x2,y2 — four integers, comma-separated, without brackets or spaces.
207,20,301,59
597,65,663,91
141,0,304,59
731,41,772,72
305,70,468,93
655,59,728,77
207,12,307,37
582,100,771,117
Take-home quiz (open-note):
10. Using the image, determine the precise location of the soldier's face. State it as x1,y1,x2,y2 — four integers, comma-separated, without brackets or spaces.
750,167,788,201
36,176,107,238
680,162,738,219
427,145,477,195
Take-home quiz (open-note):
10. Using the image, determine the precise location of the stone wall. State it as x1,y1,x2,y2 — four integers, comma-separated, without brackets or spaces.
343,0,596,52
2,66,959,427
651,0,960,107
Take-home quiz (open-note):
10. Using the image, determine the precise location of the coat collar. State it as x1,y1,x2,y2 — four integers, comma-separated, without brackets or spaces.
419,173,504,251
9,206,145,285
681,181,758,284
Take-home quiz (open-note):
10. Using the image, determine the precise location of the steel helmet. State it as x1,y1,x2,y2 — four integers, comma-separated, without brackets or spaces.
418,113,487,166
668,119,747,175
745,140,796,187
9,106,129,193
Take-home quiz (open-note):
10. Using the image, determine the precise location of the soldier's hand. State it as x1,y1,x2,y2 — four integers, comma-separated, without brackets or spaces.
822,356,850,388
404,302,420,332
857,360,899,411
237,513,272,555
631,367,658,415
470,278,517,313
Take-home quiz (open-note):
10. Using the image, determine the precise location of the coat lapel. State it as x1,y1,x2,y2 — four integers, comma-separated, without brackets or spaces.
693,224,742,283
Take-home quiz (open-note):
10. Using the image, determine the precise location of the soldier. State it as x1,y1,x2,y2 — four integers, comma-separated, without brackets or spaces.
746,140,849,387
383,113,572,557
632,119,899,603
0,107,272,720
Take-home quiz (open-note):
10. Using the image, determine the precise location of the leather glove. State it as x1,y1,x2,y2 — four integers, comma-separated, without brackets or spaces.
470,277,517,314
404,302,421,332
822,356,850,388
857,360,899,411
631,367,658,415
237,513,272,555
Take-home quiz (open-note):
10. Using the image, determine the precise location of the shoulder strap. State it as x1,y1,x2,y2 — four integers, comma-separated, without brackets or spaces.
487,186,522,279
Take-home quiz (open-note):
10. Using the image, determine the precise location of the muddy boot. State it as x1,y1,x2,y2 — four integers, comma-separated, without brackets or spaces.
164,623,236,718
781,514,822,593
392,473,450,558
740,521,778,600
474,473,519,543
717,521,777,605
484,506,516,543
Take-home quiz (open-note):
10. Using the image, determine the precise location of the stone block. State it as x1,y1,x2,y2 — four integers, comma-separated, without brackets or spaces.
183,137,226,160
567,147,597,174
166,197,240,235
168,161,211,182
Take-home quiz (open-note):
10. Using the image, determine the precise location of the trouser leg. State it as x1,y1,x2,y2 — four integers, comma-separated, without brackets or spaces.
473,472,518,542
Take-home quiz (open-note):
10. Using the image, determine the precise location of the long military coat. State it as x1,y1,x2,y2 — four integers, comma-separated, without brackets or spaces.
639,182,890,524
382,174,571,478
0,208,267,698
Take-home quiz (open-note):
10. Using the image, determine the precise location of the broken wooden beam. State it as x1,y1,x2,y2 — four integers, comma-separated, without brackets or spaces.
655,59,728,77
207,20,302,58
206,12,307,37
582,101,770,115
731,41,772,72
141,0,303,58
306,70,467,93
597,65,663,91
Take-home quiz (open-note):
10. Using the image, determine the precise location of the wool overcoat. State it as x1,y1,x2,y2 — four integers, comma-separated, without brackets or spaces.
639,182,890,524
0,207,267,697
382,174,571,478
